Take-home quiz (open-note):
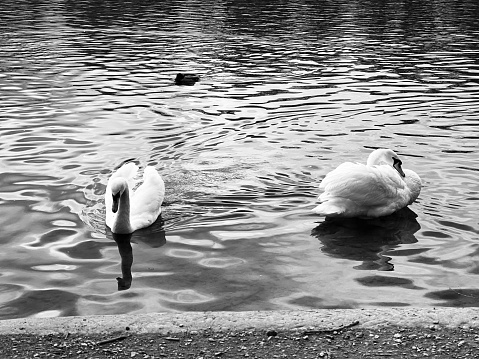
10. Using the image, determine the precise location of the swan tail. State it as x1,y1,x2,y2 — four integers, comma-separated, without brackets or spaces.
312,202,346,217
313,196,361,218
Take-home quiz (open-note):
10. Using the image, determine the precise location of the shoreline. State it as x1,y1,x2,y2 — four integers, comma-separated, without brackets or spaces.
1,308,478,335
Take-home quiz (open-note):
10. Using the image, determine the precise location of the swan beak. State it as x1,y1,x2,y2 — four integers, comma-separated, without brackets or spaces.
112,193,120,213
393,158,406,177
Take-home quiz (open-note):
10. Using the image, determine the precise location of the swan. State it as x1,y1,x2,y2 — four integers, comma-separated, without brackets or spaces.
313,149,421,218
105,163,165,234
175,73,200,86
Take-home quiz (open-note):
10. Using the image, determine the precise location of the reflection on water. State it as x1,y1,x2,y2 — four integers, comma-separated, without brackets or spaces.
113,234,134,291
312,208,421,271
111,225,167,291
1,0,479,317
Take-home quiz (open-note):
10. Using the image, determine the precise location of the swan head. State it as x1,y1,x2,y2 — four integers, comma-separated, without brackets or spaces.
110,178,128,213
367,148,405,177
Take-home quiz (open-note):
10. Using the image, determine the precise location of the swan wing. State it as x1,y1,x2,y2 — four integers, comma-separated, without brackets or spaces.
315,162,408,217
320,162,405,204
130,166,165,230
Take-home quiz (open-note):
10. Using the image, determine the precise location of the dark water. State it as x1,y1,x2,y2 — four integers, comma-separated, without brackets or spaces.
1,0,479,318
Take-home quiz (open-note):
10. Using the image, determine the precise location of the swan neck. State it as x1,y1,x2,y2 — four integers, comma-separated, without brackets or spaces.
112,186,133,234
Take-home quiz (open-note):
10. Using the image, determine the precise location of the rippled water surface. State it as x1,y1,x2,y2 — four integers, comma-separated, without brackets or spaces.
1,0,479,318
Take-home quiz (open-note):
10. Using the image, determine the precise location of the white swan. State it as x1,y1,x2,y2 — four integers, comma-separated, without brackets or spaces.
313,149,421,218
105,163,165,234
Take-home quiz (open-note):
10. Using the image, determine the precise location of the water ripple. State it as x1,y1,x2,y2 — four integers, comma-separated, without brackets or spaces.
0,0,479,317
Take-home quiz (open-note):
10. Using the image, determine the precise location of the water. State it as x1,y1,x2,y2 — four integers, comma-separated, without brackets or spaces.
1,0,478,319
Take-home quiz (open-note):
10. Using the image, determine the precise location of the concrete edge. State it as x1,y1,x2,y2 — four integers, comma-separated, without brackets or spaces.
1,308,478,335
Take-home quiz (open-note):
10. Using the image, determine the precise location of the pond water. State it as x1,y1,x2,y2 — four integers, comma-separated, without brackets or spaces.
1,0,478,319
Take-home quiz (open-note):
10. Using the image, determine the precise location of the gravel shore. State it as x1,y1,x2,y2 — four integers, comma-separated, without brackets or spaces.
1,308,478,358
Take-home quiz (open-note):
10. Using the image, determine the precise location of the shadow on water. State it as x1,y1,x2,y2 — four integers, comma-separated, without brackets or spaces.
109,220,166,291
425,288,479,307
311,208,421,271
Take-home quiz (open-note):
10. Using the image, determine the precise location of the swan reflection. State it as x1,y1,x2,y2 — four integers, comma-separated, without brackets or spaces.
110,224,166,291
311,207,421,271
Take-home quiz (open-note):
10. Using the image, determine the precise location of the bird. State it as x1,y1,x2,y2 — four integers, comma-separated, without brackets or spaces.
174,73,200,86
312,148,421,218
105,162,165,234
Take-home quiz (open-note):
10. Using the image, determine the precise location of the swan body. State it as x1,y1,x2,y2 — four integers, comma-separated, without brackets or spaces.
105,163,165,234
313,149,421,218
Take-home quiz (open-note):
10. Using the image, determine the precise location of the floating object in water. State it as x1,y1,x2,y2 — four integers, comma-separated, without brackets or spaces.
175,73,200,85
105,162,165,234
